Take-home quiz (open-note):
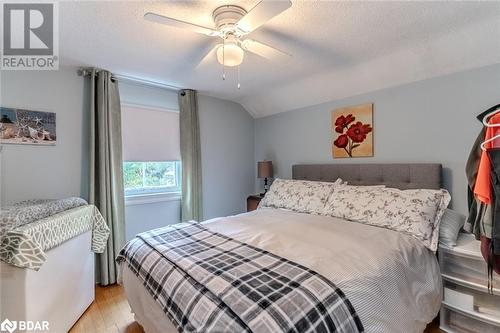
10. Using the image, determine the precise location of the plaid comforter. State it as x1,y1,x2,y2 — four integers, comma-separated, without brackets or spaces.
117,222,364,333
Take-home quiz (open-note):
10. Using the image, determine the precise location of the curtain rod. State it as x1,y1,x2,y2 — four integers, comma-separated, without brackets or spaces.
77,68,182,91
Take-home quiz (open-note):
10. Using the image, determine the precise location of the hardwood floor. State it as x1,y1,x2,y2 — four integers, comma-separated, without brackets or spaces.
71,284,443,333
69,284,143,333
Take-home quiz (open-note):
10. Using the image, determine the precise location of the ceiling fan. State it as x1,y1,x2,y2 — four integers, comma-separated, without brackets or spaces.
144,0,292,88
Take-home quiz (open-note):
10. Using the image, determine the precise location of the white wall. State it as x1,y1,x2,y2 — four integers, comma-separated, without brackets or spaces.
255,63,500,214
1,67,89,206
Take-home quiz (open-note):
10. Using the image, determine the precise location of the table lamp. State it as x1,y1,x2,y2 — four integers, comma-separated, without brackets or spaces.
258,161,273,196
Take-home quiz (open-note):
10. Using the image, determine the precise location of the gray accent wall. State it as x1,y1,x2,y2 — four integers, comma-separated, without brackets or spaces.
125,200,181,240
198,95,255,220
255,63,500,214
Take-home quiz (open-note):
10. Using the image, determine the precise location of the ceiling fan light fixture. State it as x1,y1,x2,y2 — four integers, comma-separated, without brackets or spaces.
216,43,244,67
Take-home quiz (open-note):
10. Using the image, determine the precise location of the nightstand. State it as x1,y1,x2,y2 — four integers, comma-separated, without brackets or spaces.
438,233,500,333
247,195,264,212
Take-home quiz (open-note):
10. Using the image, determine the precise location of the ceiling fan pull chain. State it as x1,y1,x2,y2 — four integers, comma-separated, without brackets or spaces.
237,65,241,89
222,38,226,80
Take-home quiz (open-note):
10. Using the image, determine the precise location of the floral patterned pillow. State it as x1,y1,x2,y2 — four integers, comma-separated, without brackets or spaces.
322,185,451,251
259,178,343,215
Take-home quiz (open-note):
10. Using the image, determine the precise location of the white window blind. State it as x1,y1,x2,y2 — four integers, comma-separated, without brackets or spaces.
121,105,180,161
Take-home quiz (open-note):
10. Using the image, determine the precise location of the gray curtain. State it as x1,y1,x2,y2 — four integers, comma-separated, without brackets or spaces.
89,69,126,286
178,89,203,222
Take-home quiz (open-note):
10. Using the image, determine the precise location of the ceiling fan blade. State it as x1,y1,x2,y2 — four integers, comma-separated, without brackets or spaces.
241,39,291,62
236,0,291,34
144,12,218,37
195,44,222,69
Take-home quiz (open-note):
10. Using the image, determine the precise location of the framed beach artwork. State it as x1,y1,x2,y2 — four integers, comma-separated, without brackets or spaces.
0,107,56,146
332,103,373,158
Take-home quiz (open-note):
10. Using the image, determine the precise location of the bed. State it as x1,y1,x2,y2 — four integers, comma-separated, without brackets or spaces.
118,163,444,333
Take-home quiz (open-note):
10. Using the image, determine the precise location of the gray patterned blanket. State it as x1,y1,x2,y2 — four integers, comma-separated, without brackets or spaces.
0,203,109,270
0,197,87,238
117,222,364,333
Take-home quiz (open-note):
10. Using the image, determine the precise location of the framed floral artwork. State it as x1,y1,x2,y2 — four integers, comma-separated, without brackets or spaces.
332,103,373,158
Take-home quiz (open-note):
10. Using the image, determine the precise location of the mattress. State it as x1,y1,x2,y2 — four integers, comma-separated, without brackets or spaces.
120,208,442,333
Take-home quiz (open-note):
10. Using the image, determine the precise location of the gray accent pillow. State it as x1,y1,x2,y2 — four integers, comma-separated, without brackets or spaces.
438,208,466,248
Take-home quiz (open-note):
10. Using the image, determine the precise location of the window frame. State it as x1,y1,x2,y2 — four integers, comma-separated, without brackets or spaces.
123,160,182,201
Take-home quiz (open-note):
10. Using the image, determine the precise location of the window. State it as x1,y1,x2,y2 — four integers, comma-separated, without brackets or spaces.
120,103,181,200
124,161,181,196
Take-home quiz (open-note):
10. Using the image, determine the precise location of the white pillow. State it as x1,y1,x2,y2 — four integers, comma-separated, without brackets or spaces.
259,178,343,215
322,185,451,251
439,209,466,248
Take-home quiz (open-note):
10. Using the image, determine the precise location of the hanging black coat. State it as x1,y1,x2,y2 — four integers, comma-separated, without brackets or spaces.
466,104,500,280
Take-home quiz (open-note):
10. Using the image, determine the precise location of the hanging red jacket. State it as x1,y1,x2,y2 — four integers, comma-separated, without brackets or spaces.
474,112,500,275
475,113,500,204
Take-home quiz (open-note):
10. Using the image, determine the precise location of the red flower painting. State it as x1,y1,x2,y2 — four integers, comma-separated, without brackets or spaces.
347,122,372,143
334,114,355,133
333,134,349,148
333,114,372,157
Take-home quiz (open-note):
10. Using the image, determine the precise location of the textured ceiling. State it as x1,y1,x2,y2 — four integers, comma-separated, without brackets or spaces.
60,1,500,117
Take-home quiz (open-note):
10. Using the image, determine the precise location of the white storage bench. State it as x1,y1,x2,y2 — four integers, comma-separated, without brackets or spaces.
0,204,109,332
0,231,95,332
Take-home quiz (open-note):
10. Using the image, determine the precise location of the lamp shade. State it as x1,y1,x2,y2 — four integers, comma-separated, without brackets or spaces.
257,161,273,178
216,43,244,67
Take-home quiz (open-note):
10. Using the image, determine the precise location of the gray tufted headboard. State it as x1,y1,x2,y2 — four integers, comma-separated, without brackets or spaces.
292,163,442,190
